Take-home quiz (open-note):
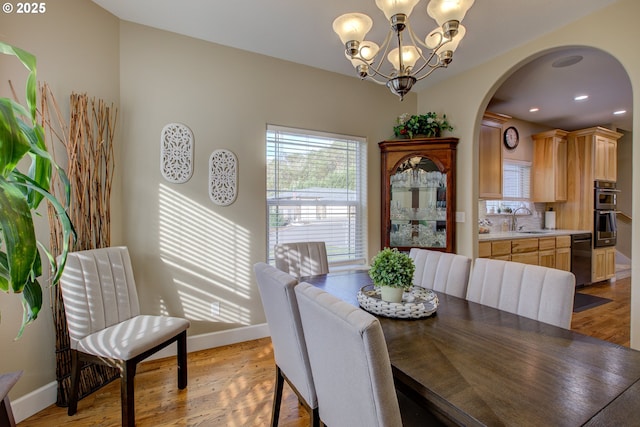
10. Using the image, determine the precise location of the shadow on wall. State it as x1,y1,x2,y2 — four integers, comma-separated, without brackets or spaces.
157,184,252,327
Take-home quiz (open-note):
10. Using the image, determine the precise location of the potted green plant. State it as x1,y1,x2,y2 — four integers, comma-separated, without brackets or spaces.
368,248,415,303
0,42,74,337
393,112,453,139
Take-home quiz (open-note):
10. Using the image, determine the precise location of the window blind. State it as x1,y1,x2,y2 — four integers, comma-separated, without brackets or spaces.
266,125,367,266
503,160,531,200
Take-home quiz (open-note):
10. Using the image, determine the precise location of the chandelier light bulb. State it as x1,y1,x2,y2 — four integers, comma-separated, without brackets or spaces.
427,0,475,26
442,25,466,52
345,41,380,67
332,13,373,45
388,45,422,72
375,0,420,20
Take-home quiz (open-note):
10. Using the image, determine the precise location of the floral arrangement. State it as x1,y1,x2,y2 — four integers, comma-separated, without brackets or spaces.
368,248,415,289
393,112,453,139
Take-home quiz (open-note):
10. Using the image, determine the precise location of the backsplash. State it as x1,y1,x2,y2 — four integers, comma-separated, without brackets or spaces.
478,201,547,233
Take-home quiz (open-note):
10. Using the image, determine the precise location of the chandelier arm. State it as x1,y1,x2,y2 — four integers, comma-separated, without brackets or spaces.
404,21,443,71
414,63,446,82
366,30,395,80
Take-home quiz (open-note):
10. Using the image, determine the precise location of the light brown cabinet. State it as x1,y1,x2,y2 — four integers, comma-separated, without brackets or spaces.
594,134,618,181
556,127,622,231
593,246,616,282
479,112,509,199
555,236,571,272
532,130,568,202
379,137,458,252
479,235,572,271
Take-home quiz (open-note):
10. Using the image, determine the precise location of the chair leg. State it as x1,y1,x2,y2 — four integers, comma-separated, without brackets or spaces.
270,366,285,427
177,331,187,389
67,350,80,416
121,361,136,427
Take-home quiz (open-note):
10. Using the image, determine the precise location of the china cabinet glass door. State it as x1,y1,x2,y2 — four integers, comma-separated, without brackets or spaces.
389,156,447,248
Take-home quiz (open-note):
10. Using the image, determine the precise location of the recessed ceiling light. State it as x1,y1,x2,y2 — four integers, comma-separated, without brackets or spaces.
552,55,584,68
529,107,539,112
613,110,627,115
574,95,589,101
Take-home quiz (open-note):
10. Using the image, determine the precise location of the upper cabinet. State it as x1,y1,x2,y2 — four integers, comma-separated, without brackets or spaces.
532,130,568,202
569,126,622,183
479,112,509,199
379,138,458,253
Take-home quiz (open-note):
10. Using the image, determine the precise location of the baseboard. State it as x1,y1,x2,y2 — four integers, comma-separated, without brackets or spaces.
11,323,270,423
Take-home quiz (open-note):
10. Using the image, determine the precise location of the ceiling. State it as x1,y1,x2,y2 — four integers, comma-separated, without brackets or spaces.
91,0,631,131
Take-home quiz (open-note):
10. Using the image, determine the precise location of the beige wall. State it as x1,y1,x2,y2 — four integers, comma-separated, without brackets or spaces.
417,0,640,347
118,22,413,335
617,129,633,258
0,0,119,398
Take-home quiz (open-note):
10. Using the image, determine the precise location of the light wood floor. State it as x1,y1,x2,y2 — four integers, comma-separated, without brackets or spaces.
19,276,631,427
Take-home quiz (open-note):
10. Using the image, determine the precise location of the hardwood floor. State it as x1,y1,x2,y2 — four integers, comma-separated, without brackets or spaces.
19,277,631,427
571,275,631,347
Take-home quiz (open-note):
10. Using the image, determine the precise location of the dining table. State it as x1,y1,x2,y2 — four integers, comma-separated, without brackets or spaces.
301,270,640,426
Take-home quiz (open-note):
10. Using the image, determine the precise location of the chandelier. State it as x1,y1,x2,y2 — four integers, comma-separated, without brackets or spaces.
333,0,474,100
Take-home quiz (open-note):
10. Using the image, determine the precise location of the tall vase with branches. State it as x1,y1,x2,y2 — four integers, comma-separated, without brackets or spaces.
41,84,117,406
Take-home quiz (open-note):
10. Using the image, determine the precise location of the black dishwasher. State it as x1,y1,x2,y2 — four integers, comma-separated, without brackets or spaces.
571,233,592,287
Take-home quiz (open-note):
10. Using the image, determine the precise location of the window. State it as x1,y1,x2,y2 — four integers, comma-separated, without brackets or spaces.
486,160,532,213
266,125,367,266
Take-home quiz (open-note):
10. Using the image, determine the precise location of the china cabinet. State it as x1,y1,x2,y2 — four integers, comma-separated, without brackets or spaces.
379,137,458,252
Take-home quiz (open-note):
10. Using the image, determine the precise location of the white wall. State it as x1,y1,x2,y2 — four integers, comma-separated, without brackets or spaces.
417,0,640,347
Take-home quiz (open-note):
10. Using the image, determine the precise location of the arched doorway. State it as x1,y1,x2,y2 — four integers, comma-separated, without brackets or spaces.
478,46,633,345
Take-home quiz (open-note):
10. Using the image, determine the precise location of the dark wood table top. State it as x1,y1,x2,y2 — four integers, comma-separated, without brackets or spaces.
302,271,640,427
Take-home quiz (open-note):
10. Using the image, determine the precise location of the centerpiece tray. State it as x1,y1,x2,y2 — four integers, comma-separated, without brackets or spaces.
357,284,439,319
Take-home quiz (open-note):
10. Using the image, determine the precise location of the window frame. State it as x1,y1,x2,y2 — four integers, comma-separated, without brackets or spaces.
266,124,368,268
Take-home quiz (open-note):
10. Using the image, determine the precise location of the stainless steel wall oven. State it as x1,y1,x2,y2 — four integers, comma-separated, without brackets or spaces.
594,181,617,247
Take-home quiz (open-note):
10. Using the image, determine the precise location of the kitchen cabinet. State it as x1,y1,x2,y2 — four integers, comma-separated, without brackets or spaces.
555,236,571,272
379,137,458,252
593,246,616,282
478,235,572,270
594,135,618,181
554,127,622,232
538,237,556,268
532,130,568,202
479,112,509,199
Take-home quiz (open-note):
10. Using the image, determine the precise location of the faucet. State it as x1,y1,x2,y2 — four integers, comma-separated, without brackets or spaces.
511,206,532,231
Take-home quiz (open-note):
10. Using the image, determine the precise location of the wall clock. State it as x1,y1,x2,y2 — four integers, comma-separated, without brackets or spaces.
503,126,519,150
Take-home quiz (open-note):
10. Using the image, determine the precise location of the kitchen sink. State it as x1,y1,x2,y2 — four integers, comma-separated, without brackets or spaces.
519,230,549,234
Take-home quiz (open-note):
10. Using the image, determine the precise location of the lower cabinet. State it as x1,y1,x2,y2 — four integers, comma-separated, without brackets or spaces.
479,235,572,271
593,246,616,282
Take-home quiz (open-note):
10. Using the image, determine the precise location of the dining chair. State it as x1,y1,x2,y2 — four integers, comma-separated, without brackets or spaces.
274,242,329,278
295,282,443,427
466,258,575,329
59,246,190,427
253,263,319,427
409,248,472,298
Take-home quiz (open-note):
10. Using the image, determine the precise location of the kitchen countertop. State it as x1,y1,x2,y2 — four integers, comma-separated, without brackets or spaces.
478,229,591,242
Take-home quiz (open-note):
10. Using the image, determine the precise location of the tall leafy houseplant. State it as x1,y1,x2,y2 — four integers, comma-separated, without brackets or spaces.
0,42,74,337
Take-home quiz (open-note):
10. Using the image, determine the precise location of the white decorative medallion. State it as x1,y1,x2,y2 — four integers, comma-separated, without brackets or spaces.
160,123,194,183
209,149,238,206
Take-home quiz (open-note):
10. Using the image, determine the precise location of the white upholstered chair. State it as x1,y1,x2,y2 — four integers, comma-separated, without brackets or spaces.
466,258,575,329
274,242,329,278
253,263,319,427
295,282,442,427
59,247,190,427
409,248,472,298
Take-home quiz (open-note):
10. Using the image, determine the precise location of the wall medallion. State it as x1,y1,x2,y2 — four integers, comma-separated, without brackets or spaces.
209,149,238,206
160,123,194,183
